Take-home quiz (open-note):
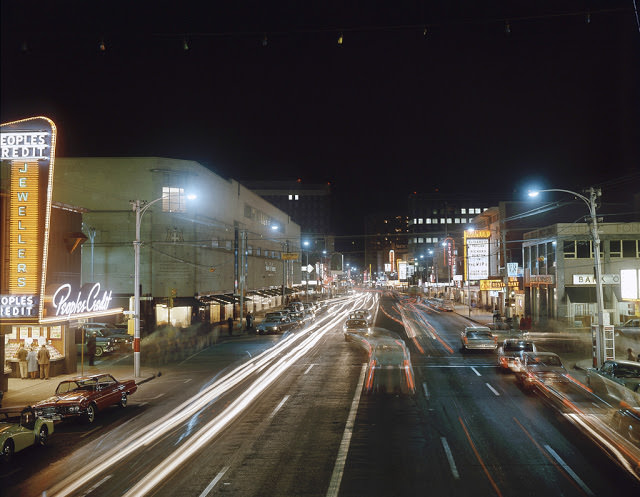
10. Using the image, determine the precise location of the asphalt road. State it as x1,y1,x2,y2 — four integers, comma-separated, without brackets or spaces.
2,291,639,497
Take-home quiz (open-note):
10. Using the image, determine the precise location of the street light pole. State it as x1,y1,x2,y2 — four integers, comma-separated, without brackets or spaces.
529,187,605,367
131,193,195,378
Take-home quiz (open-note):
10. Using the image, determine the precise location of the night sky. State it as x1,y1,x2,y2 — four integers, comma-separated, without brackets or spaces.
2,1,639,237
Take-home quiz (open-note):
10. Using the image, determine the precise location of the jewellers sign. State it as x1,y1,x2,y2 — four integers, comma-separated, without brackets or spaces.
0,116,57,323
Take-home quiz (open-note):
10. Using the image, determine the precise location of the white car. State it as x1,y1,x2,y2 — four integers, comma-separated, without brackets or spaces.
497,339,536,372
460,327,498,351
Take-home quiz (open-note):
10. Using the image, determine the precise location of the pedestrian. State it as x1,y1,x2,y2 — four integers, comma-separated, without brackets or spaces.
227,317,234,336
37,343,51,379
246,312,253,330
26,346,38,379
87,332,97,366
627,348,635,361
14,343,28,379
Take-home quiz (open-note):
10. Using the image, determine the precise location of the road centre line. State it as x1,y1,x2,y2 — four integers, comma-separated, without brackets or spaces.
199,466,230,497
80,426,103,438
544,445,595,496
459,417,503,497
485,383,500,396
269,395,290,419
422,382,430,399
326,364,367,497
471,367,481,376
304,364,315,374
440,437,460,479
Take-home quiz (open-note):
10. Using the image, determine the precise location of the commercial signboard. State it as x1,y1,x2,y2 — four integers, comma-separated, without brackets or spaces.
572,274,621,285
0,117,57,323
464,230,490,281
620,269,639,300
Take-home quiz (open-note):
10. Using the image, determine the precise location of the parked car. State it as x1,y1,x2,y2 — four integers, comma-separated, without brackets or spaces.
84,322,133,351
586,360,640,397
439,300,455,312
614,318,640,338
285,302,304,313
1,407,54,463
497,339,536,372
516,352,568,393
256,313,297,335
74,328,115,357
288,311,310,328
33,373,137,424
460,326,498,352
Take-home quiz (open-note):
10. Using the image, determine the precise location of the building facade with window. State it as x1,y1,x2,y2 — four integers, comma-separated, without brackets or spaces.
408,192,488,291
364,213,409,284
522,222,640,329
53,157,302,329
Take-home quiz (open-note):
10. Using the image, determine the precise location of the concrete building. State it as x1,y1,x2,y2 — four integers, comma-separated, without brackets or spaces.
53,157,302,329
522,222,640,328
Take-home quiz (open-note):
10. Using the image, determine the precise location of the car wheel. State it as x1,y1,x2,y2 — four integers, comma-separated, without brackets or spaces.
1,440,14,463
119,394,128,408
95,346,104,357
37,425,49,446
84,403,97,424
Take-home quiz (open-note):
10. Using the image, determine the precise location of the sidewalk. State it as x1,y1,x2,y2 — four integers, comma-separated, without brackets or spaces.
0,318,262,411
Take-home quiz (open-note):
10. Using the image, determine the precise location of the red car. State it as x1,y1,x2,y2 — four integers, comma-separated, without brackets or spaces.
33,373,137,424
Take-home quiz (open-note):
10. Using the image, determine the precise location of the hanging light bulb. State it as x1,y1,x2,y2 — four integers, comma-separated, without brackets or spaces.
262,34,268,47
182,38,189,51
337,32,343,45
98,39,106,52
586,11,591,24
504,20,511,35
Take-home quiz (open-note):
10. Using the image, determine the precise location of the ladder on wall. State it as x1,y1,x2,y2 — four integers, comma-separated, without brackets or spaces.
604,325,615,362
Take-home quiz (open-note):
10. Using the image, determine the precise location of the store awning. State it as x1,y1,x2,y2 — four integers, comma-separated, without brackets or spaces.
564,287,596,303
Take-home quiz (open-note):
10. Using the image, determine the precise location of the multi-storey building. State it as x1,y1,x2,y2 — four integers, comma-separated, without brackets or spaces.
364,213,409,283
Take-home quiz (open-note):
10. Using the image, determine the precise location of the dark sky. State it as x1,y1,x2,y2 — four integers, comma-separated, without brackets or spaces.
2,1,639,236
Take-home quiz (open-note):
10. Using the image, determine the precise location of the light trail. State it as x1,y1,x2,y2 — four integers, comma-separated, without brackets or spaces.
47,296,360,497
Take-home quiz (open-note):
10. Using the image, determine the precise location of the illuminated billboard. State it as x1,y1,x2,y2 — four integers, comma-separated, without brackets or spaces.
0,117,57,323
464,230,490,281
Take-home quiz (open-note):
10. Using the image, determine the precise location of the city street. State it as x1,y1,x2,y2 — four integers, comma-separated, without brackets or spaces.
2,291,638,497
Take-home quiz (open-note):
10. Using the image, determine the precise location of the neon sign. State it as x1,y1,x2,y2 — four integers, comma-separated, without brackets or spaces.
50,283,114,319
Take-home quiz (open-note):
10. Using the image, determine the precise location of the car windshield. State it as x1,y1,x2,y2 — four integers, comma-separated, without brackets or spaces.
529,355,563,367
265,313,282,320
56,381,81,394
346,320,367,328
467,331,492,339
504,342,533,352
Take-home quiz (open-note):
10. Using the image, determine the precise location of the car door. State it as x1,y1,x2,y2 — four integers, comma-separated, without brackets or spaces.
95,375,118,408
13,411,37,452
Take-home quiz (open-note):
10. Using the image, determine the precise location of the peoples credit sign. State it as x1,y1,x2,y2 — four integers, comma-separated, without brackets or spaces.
464,230,490,281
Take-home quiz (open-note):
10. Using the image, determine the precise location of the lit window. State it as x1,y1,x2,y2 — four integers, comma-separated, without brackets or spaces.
462,218,467,223
447,218,452,223
418,238,424,243
295,194,299,200
413,237,418,243
433,237,438,243
426,218,432,224
413,218,417,224
475,208,481,214
461,208,466,214
440,218,445,224
162,187,186,212
432,218,438,224
418,218,423,224
289,194,293,200
454,218,460,223
426,237,432,243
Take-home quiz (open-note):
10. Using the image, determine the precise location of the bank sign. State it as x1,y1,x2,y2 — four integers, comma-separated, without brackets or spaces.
0,117,57,322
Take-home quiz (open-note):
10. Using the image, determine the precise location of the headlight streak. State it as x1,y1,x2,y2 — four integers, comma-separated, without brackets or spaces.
48,306,351,497
123,315,341,497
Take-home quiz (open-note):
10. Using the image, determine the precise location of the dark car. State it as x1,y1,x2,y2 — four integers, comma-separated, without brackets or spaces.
586,360,640,400
75,328,115,357
614,318,640,338
256,313,297,335
85,323,134,351
33,373,137,424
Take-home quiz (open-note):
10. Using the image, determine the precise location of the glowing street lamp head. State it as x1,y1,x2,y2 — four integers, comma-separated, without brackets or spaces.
186,193,197,200
303,240,310,247
527,190,540,197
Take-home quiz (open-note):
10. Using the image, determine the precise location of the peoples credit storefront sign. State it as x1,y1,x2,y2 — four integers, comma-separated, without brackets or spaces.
0,117,57,323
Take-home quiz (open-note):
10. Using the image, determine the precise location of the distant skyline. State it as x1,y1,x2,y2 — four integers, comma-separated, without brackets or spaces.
2,2,639,237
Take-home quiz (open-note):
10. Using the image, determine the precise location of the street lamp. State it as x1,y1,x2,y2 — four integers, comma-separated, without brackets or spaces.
528,187,605,367
131,193,196,377
303,240,310,301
